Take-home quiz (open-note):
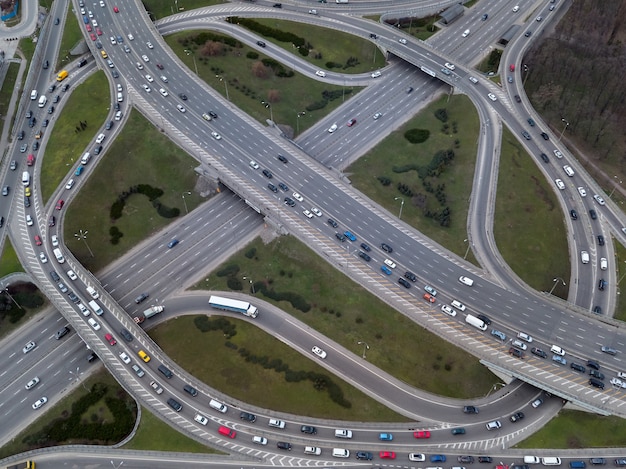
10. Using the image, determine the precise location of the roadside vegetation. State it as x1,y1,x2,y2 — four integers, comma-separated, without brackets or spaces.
57,2,84,70
144,0,225,20
63,109,204,272
194,235,496,400
0,62,20,119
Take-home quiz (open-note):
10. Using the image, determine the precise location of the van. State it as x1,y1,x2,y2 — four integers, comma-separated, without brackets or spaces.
22,171,30,186
86,286,99,299
570,462,586,469
88,300,103,315
209,399,227,413
541,458,562,466
524,457,540,464
589,378,605,389
167,398,182,412
551,345,565,356
55,326,70,339
334,429,353,438
451,299,466,311
218,426,236,438
53,248,65,263
563,165,575,177
465,314,487,331
30,89,38,100
56,70,68,81
581,251,590,264
158,364,173,378
38,95,47,108
269,418,286,429
117,92,123,102
81,152,91,165
459,276,474,286
332,448,350,458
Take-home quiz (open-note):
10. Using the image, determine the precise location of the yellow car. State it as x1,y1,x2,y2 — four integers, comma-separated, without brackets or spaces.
25,187,31,197
138,350,150,363
100,50,108,59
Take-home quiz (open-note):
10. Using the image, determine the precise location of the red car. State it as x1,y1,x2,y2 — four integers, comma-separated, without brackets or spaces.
104,333,117,345
423,293,436,303
509,64,515,72
413,430,431,438
34,235,42,246
380,451,396,459
96,27,103,36
347,118,357,127
55,199,65,210
27,154,35,166
86,24,92,32
90,33,97,41
113,6,119,13
156,63,164,70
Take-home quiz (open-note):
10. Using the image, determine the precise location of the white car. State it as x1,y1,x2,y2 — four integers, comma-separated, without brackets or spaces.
176,104,186,113
194,413,208,425
292,192,304,202
551,345,565,356
136,62,144,70
441,305,457,317
127,33,134,41
444,62,456,70
160,75,168,82
459,276,474,286
531,398,543,408
468,76,478,83
67,270,78,280
311,207,322,217
487,93,497,102
141,54,150,62
142,84,151,93
253,436,268,445
23,341,36,354
315,70,326,77
146,41,154,49
462,29,470,37
95,133,105,144
25,377,40,390
99,0,105,6
577,186,587,197
312,345,327,359
91,19,98,27
159,88,169,97
398,38,407,44
119,352,131,364
26,214,33,226
39,252,48,264
110,36,116,45
211,131,221,140
384,258,396,269
553,149,563,158
373,112,382,120
371,70,382,78
145,74,154,82
115,110,122,121
555,179,565,190
409,453,426,462
594,194,606,206
116,83,123,92
610,378,625,388
202,113,211,121
32,397,48,410
249,160,259,169
517,332,533,343
536,15,542,22
88,10,93,17
512,5,520,12
328,123,338,133
51,235,59,247
563,165,575,177
303,210,313,219
78,303,90,316
512,339,527,351
600,258,608,271
88,317,100,330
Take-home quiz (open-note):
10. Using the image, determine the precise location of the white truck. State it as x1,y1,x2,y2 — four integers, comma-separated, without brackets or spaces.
134,305,164,324
209,295,258,318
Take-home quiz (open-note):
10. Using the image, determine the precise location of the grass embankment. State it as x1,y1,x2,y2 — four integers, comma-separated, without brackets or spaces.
195,235,497,400
57,2,84,70
144,0,225,19
61,109,203,272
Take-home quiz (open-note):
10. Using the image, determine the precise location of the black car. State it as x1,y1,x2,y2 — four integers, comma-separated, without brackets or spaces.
94,145,103,155
381,243,393,253
105,120,114,130
276,441,291,450
114,102,121,111
406,86,414,94
267,183,278,193
359,251,371,262
463,405,479,414
531,347,547,358
0,216,4,228
277,154,288,163
589,369,605,380
527,118,536,127
335,232,345,242
54,17,60,24
571,362,586,373
327,218,338,228
262,169,273,179
522,130,531,140
135,293,149,304
167,398,183,412
178,93,188,101
356,451,373,460
48,84,56,93
510,411,525,422
240,411,256,422
398,278,411,288
540,153,549,163
17,130,24,140
541,132,550,140
598,235,605,246
62,83,71,92
404,271,417,282
48,106,54,114
284,197,295,207
43,60,49,69
209,111,218,119
570,209,578,220
278,182,288,191
112,70,119,78
272,2,282,6
589,209,597,220
29,117,36,128
459,456,475,464
42,119,49,127
87,352,98,362
587,359,600,370
598,279,606,291
256,40,266,47
525,30,532,37
32,141,39,151
479,457,493,463
53,95,60,103
300,425,317,434
514,95,521,103
183,384,198,396
50,271,60,282
24,196,31,207
477,314,491,325
360,242,371,252
509,347,524,358
68,292,79,303
369,33,377,39
120,328,134,342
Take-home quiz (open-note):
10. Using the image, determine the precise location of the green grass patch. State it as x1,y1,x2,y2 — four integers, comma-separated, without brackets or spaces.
494,127,569,297
18,37,37,63
164,30,363,133
40,70,110,203
347,94,479,259
516,409,626,448
124,407,217,452
613,239,626,321
195,235,496,399
0,238,24,276
63,109,204,272
57,2,85,70
0,62,20,119
0,370,135,458
151,315,408,420
144,0,226,19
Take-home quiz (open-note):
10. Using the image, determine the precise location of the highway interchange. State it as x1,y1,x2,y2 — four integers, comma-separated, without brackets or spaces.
2,0,626,467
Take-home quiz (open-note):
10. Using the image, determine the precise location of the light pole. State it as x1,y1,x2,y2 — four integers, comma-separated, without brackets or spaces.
618,261,626,284
485,382,505,397
558,117,570,141
74,229,94,257
69,366,88,391
357,341,369,359
111,461,124,469
463,238,472,260
609,175,623,199
183,49,198,75
522,64,530,86
261,100,273,122
394,197,404,219
216,75,229,100
296,111,306,135
181,191,191,214
242,276,255,294
2,287,22,309
549,277,566,295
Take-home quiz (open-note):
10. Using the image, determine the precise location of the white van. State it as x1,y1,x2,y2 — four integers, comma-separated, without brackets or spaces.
53,248,65,263
86,286,100,299
22,171,30,186
581,251,590,264
541,458,562,466
332,448,350,458
88,299,103,315
81,152,91,165
334,429,352,438
550,345,565,356
38,95,47,108
268,418,286,429
30,90,38,100
563,165,575,177
459,275,474,286
451,299,466,311
465,314,487,331
209,399,228,413
525,457,541,464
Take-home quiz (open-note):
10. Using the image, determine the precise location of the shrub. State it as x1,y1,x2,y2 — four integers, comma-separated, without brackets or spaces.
246,51,259,59
245,247,257,259
434,108,448,122
377,176,391,186
227,277,243,290
305,100,328,112
216,264,240,277
404,128,430,143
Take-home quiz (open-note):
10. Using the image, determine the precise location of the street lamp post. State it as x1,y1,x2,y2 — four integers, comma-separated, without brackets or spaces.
261,100,274,122
242,276,255,294
69,366,88,391
394,197,404,219
522,64,530,86
74,229,94,257
558,117,570,142
486,382,505,397
183,49,198,75
463,238,472,260
296,111,306,135
2,287,22,309
181,191,192,214
216,75,229,100
609,175,623,199
549,277,566,295
618,261,626,284
357,341,369,359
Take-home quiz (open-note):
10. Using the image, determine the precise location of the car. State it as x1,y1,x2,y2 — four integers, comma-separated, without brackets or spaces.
590,459,606,466
347,118,356,127
381,243,393,253
328,123,338,133
481,13,488,20
208,111,218,119
146,41,154,49
431,455,447,463
276,441,292,451
531,398,543,408
594,194,606,205
55,199,65,210
404,271,417,282
541,132,550,140
555,179,565,190
510,411,525,422
531,347,547,358
570,209,578,220
463,405,479,414
525,30,532,37
469,76,478,84
571,362,586,373
194,413,208,425
23,341,37,353
398,278,410,288
301,425,317,434
120,328,133,342
598,278,606,291
142,84,151,93
119,352,131,364
53,95,60,103
413,430,431,438
310,207,322,217
104,333,117,345
423,293,435,303
344,231,356,241
39,252,48,263
132,364,145,377
522,131,531,140
380,451,396,459
510,347,525,359
384,258,396,269
211,131,222,140
610,378,625,388
444,62,456,70
451,427,466,435
441,305,456,317
66,270,77,281
57,282,69,294
240,411,256,422
32,397,48,410
356,451,374,460
379,433,393,441
184,384,198,396
20,143,27,153
410,453,426,462
371,71,382,78
440,67,451,76
34,235,42,246
65,179,75,190
25,376,41,390
327,218,338,228
398,37,407,44
312,346,327,358
248,160,260,170
381,265,392,275
284,197,296,207
2,186,8,196
598,235,605,246
616,460,626,467
156,63,164,70
178,92,187,100
462,29,470,37
512,340,527,350
590,369,605,380
262,169,273,178
601,346,617,355
589,209,597,220
256,40,266,47
315,70,326,77
491,329,506,341
553,354,567,365
536,15,542,21
277,154,288,163
141,54,149,62
94,145,103,155
373,112,382,119
267,183,278,193
527,118,536,127
292,192,304,202
507,76,513,83
459,456,475,463
424,285,437,296
168,239,179,248
488,93,497,102
96,27,102,36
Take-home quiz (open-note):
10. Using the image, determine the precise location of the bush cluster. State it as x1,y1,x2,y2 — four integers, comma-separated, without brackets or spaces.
244,247,257,259
434,108,448,122
377,176,391,186
404,128,430,143
109,184,166,221
109,226,123,245
255,284,311,312
194,316,237,338
186,31,241,48
232,17,306,47
305,89,352,112
216,264,240,277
